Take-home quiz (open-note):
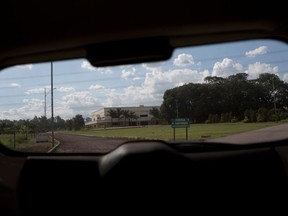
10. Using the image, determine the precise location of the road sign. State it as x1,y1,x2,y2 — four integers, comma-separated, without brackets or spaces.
171,118,190,128
171,118,190,141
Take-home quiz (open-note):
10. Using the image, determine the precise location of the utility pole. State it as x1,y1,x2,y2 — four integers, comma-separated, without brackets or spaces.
44,87,56,118
176,99,179,118
51,62,55,147
272,77,277,115
44,88,47,117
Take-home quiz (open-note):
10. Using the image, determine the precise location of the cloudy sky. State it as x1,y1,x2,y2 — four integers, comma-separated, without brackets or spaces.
1,39,288,120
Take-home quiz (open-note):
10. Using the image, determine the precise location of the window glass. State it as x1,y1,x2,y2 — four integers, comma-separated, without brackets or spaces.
0,39,288,153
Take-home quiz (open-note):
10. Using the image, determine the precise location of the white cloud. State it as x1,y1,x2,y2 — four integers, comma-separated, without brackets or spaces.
81,60,96,71
245,46,268,57
142,62,164,70
11,83,20,87
246,62,278,79
26,88,45,94
101,66,210,107
89,84,104,90
144,68,206,90
58,86,75,93
283,73,288,82
22,98,43,108
0,107,32,120
212,58,243,78
81,60,111,73
101,85,158,108
133,77,143,81
173,53,194,67
61,91,97,106
16,64,33,70
101,89,119,107
121,68,136,80
53,105,74,119
26,87,58,95
201,70,210,81
0,98,44,120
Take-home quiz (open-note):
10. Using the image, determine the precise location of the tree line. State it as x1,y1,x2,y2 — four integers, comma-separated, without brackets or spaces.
0,114,85,135
160,73,288,123
106,108,138,126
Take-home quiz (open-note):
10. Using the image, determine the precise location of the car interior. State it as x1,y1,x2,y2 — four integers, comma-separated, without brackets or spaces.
1,0,288,215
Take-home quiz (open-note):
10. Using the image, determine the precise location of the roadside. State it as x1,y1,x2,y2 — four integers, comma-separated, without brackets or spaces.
15,134,60,153
5,122,288,153
16,142,53,153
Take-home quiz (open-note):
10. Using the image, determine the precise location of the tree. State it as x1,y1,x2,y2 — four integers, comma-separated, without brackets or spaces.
126,110,139,126
149,107,161,124
65,119,73,131
115,108,123,124
204,76,226,84
160,89,178,123
121,109,130,126
19,119,30,140
107,109,117,126
107,108,123,126
160,73,288,123
73,114,85,130
55,115,66,130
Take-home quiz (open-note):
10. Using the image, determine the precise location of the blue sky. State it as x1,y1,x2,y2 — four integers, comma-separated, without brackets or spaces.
1,38,288,120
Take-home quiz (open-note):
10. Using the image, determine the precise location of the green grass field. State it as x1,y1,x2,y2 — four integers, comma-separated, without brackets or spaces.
67,121,288,141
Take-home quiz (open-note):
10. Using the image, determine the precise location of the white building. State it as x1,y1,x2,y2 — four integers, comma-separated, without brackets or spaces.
85,105,161,128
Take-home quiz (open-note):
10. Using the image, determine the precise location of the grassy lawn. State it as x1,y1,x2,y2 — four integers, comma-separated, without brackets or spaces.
67,121,288,141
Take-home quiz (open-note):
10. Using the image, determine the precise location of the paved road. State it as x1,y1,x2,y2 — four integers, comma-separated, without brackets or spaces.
207,123,288,144
53,133,132,153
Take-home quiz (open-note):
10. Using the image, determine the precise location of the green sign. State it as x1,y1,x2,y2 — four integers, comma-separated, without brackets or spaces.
171,118,190,128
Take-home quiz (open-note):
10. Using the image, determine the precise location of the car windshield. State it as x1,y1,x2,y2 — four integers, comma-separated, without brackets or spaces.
0,38,288,153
